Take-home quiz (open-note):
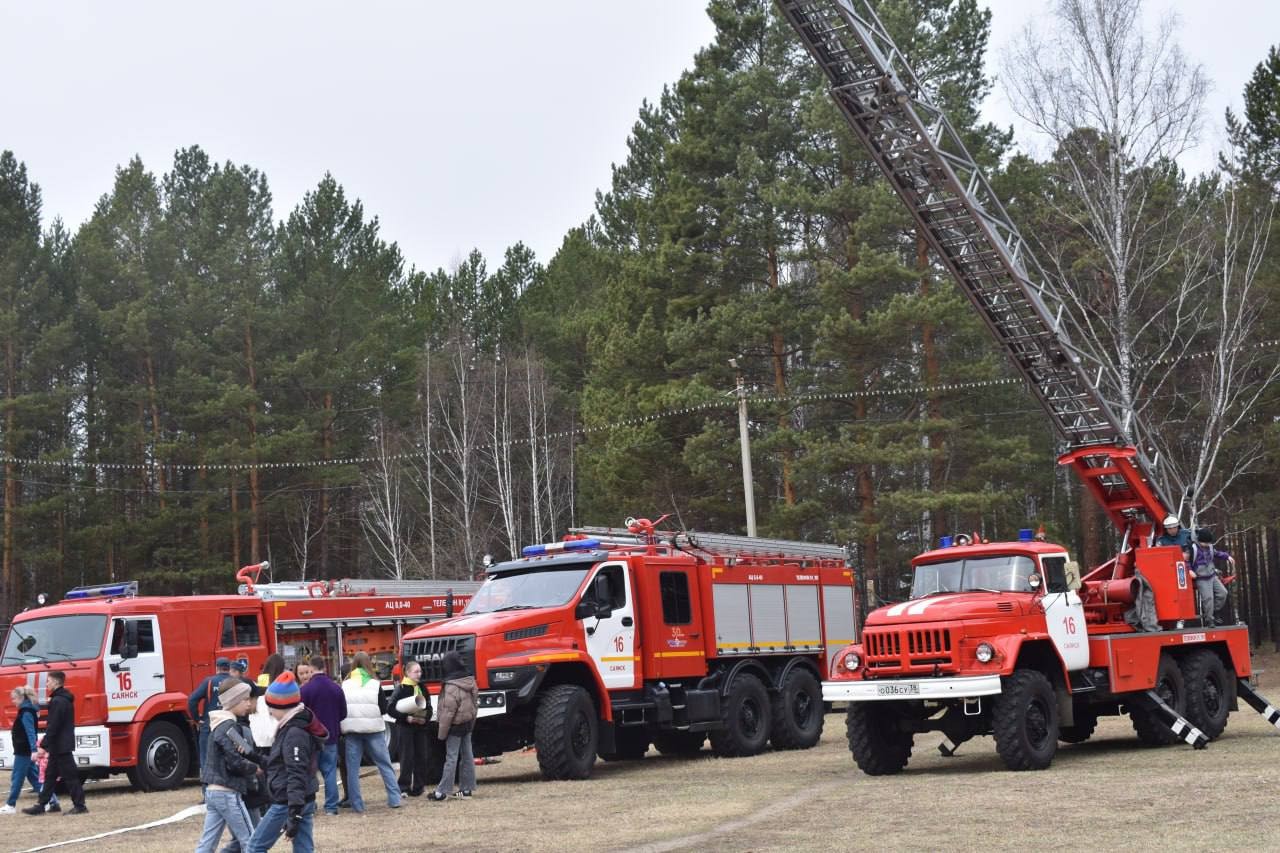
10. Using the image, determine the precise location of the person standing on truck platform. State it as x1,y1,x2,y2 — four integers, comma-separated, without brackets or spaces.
389,660,432,797
339,652,402,815
190,656,235,791
195,679,262,853
3,687,51,814
1191,528,1233,626
22,671,86,816
1156,515,1194,559
246,672,326,853
427,651,477,802
298,655,346,816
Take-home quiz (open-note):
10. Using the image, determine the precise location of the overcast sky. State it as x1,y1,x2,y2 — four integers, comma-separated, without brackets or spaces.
2,2,1276,274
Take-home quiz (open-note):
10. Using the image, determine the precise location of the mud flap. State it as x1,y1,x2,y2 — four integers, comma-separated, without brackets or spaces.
1143,689,1208,749
1236,679,1280,733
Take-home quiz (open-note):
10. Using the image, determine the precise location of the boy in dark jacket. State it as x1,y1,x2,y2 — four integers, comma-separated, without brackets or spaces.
23,671,86,815
195,679,262,853
247,672,327,853
428,651,478,801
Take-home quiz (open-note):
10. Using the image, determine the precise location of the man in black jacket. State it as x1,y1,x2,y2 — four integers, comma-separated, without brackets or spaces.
23,671,87,815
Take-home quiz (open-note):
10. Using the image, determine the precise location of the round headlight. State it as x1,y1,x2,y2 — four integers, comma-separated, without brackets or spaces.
976,642,995,663
843,651,861,671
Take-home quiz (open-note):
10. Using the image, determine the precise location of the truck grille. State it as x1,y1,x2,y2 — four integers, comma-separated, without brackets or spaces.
403,634,475,683
864,627,955,672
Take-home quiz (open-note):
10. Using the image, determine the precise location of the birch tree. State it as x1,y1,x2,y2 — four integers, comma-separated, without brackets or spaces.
1002,0,1210,420
361,419,416,580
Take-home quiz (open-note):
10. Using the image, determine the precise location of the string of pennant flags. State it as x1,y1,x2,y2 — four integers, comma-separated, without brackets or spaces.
0,338,1276,476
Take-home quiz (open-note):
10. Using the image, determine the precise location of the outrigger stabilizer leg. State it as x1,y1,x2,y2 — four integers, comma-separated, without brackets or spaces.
1143,690,1209,749
1236,679,1280,733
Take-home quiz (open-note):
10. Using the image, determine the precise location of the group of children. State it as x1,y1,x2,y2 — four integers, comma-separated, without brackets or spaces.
197,649,478,852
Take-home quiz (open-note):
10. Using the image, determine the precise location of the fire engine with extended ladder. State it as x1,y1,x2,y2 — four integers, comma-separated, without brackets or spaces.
0,564,477,789
776,0,1280,772
400,518,856,780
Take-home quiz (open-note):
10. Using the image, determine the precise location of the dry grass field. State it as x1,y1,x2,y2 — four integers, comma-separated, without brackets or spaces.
9,650,1280,853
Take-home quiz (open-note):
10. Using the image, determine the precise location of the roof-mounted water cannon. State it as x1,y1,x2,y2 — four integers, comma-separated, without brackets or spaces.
235,561,270,595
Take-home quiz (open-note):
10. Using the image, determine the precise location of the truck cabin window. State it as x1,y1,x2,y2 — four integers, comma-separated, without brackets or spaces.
221,614,261,647
463,565,592,615
2,615,109,664
659,572,692,625
109,618,156,655
911,555,1039,598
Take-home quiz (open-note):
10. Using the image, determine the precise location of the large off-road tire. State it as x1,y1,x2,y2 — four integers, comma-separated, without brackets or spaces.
1058,709,1098,744
769,668,824,750
651,730,707,756
1130,654,1187,746
598,726,649,761
1181,649,1231,740
534,685,598,780
845,702,913,775
992,669,1059,771
709,673,772,757
131,721,190,791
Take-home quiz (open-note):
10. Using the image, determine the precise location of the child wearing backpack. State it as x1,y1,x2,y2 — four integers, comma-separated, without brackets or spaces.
195,679,262,853
246,672,327,853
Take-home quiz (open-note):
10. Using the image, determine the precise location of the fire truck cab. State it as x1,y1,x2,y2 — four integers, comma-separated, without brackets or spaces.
401,521,857,780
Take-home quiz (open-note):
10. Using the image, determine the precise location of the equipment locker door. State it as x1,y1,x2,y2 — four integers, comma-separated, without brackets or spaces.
651,567,705,679
218,610,268,675
582,562,638,690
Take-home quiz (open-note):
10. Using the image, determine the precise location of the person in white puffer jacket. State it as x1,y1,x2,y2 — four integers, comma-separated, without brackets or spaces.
340,652,402,814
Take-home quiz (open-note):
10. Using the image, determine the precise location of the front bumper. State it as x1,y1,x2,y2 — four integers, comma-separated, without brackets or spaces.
0,726,112,770
428,691,510,718
823,674,1003,702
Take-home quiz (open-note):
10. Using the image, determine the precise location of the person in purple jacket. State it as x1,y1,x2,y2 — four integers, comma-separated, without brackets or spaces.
1191,528,1233,626
297,655,346,816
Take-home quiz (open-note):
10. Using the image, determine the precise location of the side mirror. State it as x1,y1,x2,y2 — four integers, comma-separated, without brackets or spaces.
1027,573,1043,592
122,620,139,660
574,600,596,620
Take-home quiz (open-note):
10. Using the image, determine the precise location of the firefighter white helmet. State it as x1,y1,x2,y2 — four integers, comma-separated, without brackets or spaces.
1162,515,1180,527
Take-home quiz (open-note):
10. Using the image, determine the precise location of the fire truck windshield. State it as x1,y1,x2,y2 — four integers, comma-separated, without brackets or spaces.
2,614,109,664
463,564,593,615
911,555,1038,598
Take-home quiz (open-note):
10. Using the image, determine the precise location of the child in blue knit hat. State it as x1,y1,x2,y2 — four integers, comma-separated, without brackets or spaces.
245,672,328,853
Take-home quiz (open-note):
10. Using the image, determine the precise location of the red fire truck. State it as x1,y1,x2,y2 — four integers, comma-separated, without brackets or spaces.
777,0,1280,772
400,518,856,780
0,564,477,790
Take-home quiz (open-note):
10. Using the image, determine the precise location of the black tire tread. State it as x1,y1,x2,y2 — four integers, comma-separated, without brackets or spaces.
135,720,190,791
769,668,825,750
844,703,913,775
534,684,597,780
709,673,771,758
992,669,1059,771
1181,649,1230,740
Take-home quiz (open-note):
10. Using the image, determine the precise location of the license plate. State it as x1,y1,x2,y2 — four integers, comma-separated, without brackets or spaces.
876,682,920,696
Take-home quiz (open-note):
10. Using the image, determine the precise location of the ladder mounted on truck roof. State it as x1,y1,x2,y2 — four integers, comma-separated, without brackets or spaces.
241,579,476,601
571,526,849,564
775,0,1175,530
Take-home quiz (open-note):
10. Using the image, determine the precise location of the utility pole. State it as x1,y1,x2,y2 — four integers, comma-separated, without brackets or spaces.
730,359,757,537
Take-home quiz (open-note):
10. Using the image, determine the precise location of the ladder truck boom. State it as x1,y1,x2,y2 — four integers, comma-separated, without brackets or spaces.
775,0,1174,533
